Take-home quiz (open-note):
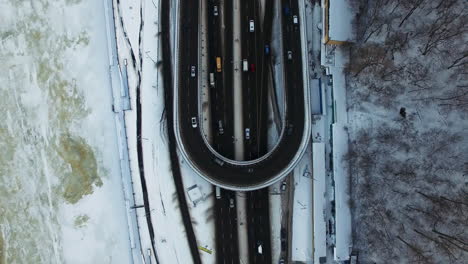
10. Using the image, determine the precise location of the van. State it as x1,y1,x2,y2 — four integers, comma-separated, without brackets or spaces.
218,120,224,135
249,20,255,32
243,59,248,72
209,73,215,87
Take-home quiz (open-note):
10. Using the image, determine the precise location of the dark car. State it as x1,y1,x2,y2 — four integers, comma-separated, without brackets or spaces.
281,228,287,251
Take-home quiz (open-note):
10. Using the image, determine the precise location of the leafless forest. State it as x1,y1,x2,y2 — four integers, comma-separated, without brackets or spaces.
345,0,468,263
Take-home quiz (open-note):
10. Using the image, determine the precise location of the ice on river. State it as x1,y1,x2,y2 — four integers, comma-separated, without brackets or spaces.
0,0,131,263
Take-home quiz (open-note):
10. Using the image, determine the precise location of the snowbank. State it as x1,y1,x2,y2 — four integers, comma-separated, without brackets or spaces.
313,143,327,263
332,124,352,261
291,145,313,263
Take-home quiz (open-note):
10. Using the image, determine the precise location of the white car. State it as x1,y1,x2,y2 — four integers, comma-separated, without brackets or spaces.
287,51,292,60
229,198,234,208
191,117,197,128
257,241,263,254
245,128,250,139
293,15,298,24
249,20,255,32
281,181,287,191
214,6,218,16
190,66,196,77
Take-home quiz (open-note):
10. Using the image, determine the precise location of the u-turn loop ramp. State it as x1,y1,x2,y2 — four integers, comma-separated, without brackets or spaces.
173,0,311,191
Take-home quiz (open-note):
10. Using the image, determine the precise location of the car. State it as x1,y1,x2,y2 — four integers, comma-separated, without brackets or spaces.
213,6,218,16
293,15,298,24
287,123,294,135
249,20,255,32
287,51,292,60
190,66,196,77
218,120,224,135
243,59,248,72
264,44,270,55
281,228,286,239
281,227,287,251
281,181,287,191
245,128,250,139
257,241,263,254
281,239,286,251
279,259,285,264
250,63,255,72
229,198,234,208
214,158,225,166
191,117,197,128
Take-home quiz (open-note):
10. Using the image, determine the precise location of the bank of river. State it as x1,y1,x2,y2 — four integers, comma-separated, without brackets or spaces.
0,0,131,263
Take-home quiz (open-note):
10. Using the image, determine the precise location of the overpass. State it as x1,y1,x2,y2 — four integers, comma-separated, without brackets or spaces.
173,0,311,191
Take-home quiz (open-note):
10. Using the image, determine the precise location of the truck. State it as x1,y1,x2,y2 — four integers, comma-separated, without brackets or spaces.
243,59,248,72
216,57,222,72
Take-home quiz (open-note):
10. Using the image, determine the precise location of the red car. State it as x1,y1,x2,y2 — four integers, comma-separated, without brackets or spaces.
250,63,255,72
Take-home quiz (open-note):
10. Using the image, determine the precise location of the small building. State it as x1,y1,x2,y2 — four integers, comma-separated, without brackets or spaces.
322,0,354,45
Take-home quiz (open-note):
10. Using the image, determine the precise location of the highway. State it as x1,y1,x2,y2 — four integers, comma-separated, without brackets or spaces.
174,1,310,190
242,0,274,263
175,0,308,262
206,1,240,262
175,0,309,190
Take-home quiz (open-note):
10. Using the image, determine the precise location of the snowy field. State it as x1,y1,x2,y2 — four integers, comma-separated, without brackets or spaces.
0,0,132,263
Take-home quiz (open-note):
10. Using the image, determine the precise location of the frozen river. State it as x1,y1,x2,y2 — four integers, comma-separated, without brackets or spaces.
0,0,131,263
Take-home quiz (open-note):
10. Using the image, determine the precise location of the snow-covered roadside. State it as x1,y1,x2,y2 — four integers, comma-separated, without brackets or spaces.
113,0,206,263
290,144,314,263
178,162,216,264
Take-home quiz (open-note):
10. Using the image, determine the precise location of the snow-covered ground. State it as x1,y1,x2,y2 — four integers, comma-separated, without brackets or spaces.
113,0,220,263
346,0,468,263
290,144,314,263
0,0,133,262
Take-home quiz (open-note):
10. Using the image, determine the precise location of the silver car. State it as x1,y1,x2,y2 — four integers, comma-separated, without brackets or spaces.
287,51,292,60
191,117,197,128
191,66,196,77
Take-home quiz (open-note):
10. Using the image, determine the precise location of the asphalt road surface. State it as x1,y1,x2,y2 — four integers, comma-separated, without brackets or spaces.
176,0,306,188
